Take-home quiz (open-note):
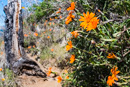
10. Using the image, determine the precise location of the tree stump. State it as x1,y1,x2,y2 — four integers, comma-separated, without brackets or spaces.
4,0,46,78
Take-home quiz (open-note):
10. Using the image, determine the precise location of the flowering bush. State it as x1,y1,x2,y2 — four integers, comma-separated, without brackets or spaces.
24,0,130,86
61,0,130,87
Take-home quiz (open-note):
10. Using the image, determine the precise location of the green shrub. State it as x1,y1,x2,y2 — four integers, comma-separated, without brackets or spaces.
63,0,130,87
0,68,18,87
27,1,54,23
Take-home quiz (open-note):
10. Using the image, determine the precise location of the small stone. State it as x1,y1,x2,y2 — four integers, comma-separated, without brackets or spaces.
50,73,56,78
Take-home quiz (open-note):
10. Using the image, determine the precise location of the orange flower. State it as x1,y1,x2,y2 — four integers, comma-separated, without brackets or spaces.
79,12,95,23
47,36,50,39
48,67,52,71
24,34,28,37
66,76,69,79
111,66,120,76
51,49,54,52
66,41,73,51
57,76,62,83
107,67,120,86
1,52,3,55
79,12,99,30
67,2,75,11
50,18,52,21
65,11,75,25
112,74,118,81
22,7,25,9
70,55,75,63
107,75,115,86
55,17,58,19
64,70,68,73
0,68,2,71
33,45,35,48
37,42,39,44
2,41,4,44
87,17,99,31
47,67,52,76
33,23,35,26
107,52,117,59
60,15,62,19
44,20,48,26
71,31,79,38
59,8,61,10
49,29,52,31
98,9,101,12
107,75,118,86
44,23,46,26
1,78,5,81
34,32,38,37
56,11,60,14
49,22,51,25
28,46,31,49
56,8,61,14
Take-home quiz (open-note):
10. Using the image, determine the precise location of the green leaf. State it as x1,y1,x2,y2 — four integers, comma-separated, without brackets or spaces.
102,39,117,41
113,32,121,37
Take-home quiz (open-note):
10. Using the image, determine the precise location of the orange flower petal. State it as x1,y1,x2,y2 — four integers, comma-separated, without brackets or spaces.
22,7,25,9
0,68,2,71
28,46,31,49
107,52,117,59
66,76,69,79
70,55,75,63
1,78,5,81
79,12,99,31
34,33,38,37
67,2,75,11
47,36,50,38
57,76,62,83
71,31,79,38
51,49,54,52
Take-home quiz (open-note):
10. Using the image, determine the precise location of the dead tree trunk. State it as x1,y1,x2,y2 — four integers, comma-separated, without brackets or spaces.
4,0,46,77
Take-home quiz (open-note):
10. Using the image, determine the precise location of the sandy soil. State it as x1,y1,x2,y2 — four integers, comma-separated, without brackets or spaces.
17,52,62,87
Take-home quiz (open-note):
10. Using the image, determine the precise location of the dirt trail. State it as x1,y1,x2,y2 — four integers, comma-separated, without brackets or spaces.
17,52,62,87
18,75,61,87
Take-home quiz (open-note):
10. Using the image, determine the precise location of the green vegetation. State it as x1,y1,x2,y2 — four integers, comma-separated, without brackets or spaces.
27,1,54,23
0,68,18,87
63,0,130,87
22,0,130,87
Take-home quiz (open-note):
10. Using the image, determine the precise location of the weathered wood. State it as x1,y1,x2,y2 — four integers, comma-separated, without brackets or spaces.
4,0,46,77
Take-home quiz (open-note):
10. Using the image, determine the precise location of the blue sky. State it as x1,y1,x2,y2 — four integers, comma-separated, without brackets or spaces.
0,0,7,26
0,0,43,27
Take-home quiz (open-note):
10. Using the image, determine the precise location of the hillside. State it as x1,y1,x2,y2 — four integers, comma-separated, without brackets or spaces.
0,0,130,87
